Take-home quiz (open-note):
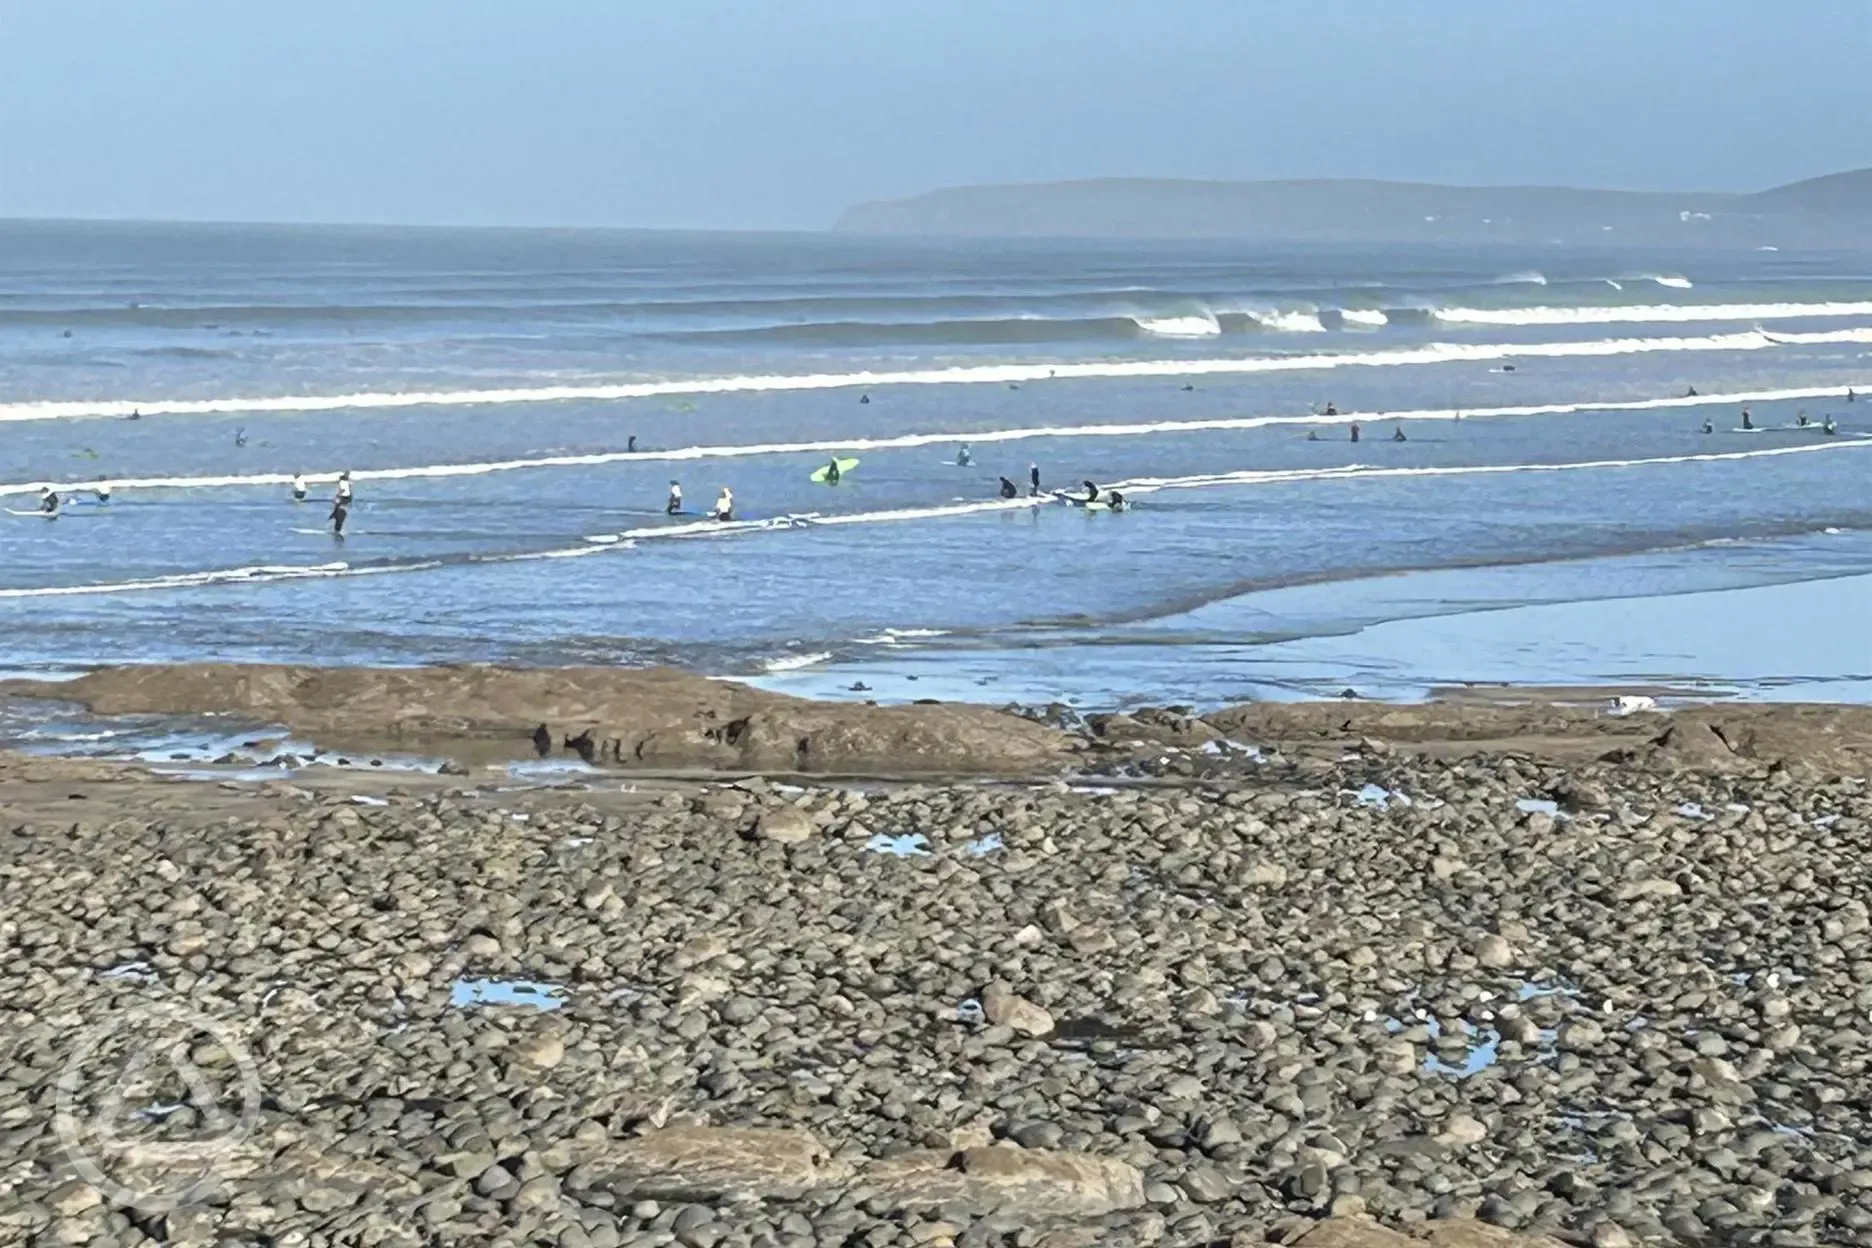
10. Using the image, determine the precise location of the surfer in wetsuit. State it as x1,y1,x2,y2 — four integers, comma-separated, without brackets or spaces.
38,488,59,515
1081,480,1100,503
234,427,247,448
1324,402,1338,416
1392,425,1407,442
329,499,348,537
824,458,842,485
291,474,307,503
710,487,734,521
998,477,1018,499
1685,386,1699,397
859,394,870,405
1349,422,1361,444
92,480,111,504
667,480,683,515
1798,411,1812,428
1107,490,1127,512
1824,415,1839,435
1848,389,1856,403
1701,418,1715,434
627,435,637,453
1741,407,1755,431
1028,463,1041,496
956,444,972,467
1307,430,1321,441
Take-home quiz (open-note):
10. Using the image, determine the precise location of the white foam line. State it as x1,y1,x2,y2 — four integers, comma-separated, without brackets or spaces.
13,439,1863,602
6,379,1869,500
6,326,1871,425
1435,300,1872,326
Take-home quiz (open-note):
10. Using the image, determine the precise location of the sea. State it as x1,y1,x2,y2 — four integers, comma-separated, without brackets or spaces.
2,219,1870,709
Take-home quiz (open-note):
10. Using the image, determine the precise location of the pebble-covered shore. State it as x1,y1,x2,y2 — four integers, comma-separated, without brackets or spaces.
2,743,1870,1248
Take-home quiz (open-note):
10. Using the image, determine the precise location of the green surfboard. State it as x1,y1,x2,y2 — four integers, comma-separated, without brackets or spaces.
810,457,861,484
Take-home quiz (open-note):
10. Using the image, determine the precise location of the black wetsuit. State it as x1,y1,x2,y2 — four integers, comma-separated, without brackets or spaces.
1029,466,1041,495
1082,480,1100,503
1392,428,1407,442
1350,423,1361,443
627,436,637,453
667,489,683,515
39,492,59,514
1742,411,1755,430
329,501,348,536
825,460,841,485
998,477,1018,499
1108,491,1126,512
1324,403,1338,416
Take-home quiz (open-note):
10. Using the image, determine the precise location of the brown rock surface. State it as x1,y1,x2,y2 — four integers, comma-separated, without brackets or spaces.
595,1126,851,1200
1293,1219,1569,1248
863,1145,1145,1217
3,663,1073,775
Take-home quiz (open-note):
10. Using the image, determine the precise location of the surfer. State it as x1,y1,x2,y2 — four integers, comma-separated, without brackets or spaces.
1741,407,1755,431
1307,430,1320,441
38,487,59,515
1181,384,1194,392
127,409,140,421
1685,386,1699,397
329,498,348,537
335,471,353,508
1081,480,1101,503
234,427,247,448
709,487,734,522
823,458,842,485
1392,425,1407,442
1798,412,1812,428
1107,490,1128,512
291,474,307,503
1349,422,1361,444
998,477,1019,499
1701,418,1715,434
666,480,683,515
1824,415,1839,435
1028,463,1041,496
956,444,972,467
1324,402,1338,416
92,480,111,504
1848,389,1856,403
859,394,870,405
627,435,637,454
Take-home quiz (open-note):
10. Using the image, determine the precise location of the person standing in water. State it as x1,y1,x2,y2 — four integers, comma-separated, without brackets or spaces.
291,474,307,503
335,471,354,507
1028,463,1041,496
710,487,734,521
1349,422,1361,443
329,498,348,537
627,436,637,453
666,480,683,515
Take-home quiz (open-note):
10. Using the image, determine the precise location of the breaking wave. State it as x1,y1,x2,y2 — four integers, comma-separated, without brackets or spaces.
10,438,1866,601
13,325,1870,425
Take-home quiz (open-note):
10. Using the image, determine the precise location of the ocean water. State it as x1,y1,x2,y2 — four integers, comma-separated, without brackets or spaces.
1,220,1869,702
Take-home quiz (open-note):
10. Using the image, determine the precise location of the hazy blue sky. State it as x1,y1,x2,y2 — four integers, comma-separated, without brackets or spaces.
3,0,1868,230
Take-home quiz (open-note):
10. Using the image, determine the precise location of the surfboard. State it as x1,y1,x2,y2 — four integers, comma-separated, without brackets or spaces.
6,508,58,518
810,457,860,483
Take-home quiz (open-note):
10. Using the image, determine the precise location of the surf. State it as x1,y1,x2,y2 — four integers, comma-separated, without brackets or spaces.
12,438,1867,603
7,379,1870,501
10,325,1872,426
1431,299,1872,326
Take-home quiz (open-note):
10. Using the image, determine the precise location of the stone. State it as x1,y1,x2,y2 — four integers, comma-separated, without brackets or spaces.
1435,1114,1489,1149
1471,935,1515,969
511,1033,566,1070
981,982,1054,1038
756,808,816,844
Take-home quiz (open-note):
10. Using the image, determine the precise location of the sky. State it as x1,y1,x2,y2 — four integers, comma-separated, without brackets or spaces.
2,0,1868,230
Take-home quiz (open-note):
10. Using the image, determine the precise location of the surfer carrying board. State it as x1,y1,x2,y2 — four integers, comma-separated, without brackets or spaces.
667,480,683,515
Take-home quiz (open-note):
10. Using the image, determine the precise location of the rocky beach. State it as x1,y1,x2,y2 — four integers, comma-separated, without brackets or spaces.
2,668,1871,1247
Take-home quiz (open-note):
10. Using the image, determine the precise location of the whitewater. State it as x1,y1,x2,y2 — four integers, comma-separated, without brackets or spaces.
7,325,1872,425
